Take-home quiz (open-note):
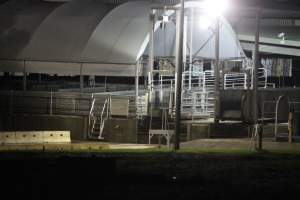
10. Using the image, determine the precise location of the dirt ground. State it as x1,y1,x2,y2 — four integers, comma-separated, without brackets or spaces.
1,151,300,200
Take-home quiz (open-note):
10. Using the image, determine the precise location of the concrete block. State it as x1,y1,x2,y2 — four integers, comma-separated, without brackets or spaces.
1,132,16,144
43,131,71,143
15,131,43,144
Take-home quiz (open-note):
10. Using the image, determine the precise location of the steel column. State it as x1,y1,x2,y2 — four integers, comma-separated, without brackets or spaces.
214,18,220,122
253,7,262,150
253,8,261,124
189,8,194,90
174,0,184,150
148,11,155,92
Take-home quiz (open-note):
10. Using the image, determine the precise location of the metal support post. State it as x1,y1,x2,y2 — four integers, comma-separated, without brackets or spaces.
174,0,184,150
148,11,155,93
253,7,262,150
214,18,220,122
189,8,194,90
135,62,140,103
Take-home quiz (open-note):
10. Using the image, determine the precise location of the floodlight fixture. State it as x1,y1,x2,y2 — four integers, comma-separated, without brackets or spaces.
163,15,170,22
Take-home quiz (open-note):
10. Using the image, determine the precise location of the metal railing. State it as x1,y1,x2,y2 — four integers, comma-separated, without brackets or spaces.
224,73,247,90
98,98,109,139
182,71,203,91
203,70,215,91
0,91,92,116
88,97,96,137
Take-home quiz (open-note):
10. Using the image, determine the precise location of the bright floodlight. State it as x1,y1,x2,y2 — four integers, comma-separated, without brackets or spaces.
199,15,212,29
162,15,169,22
203,0,229,18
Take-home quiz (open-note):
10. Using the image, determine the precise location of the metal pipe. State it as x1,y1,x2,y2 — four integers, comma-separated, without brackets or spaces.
189,7,194,90
174,0,184,150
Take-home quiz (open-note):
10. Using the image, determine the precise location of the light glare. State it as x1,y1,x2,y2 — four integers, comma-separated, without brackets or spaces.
203,0,229,18
163,15,169,22
199,15,212,29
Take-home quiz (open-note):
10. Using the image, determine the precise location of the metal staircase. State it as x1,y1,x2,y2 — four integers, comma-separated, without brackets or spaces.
88,95,110,140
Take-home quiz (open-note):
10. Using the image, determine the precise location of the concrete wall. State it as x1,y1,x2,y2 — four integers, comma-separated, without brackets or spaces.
103,118,137,143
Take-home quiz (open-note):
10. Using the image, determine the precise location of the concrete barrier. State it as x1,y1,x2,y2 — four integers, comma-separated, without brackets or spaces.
2,132,16,144
0,131,71,144
15,131,44,144
43,131,71,143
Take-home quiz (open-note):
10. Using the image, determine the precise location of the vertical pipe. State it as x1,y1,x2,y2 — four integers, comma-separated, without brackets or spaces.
214,18,220,122
189,7,194,90
174,0,184,150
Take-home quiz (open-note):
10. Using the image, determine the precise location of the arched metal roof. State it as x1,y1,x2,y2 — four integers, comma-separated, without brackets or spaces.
0,0,61,59
82,1,151,64
0,0,245,76
20,0,115,61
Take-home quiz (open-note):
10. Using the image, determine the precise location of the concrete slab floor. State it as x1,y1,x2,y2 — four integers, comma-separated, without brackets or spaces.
181,138,300,151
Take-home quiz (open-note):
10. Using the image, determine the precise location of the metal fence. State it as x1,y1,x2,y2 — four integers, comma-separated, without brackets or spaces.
0,91,93,116
0,91,144,117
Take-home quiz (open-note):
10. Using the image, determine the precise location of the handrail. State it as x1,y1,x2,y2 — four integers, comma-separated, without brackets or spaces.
99,98,109,139
88,96,96,137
